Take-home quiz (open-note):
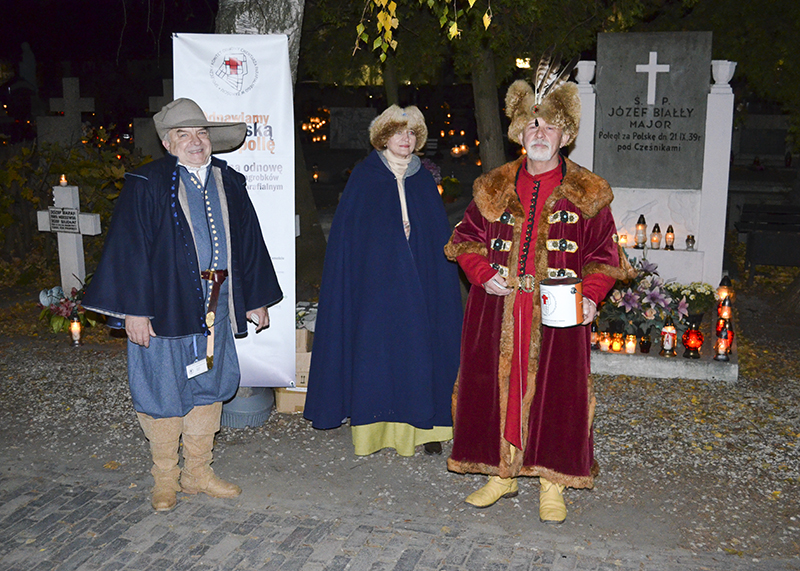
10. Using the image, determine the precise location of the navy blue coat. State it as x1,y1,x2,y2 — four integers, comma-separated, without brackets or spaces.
304,151,463,430
83,154,282,337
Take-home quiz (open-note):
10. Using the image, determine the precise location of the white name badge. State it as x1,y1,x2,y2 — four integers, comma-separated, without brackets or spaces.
186,359,209,379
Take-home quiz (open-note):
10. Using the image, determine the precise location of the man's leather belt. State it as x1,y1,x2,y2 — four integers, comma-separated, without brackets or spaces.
200,269,228,369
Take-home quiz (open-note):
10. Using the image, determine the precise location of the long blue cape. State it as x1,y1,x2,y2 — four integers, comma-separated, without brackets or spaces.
304,151,463,429
83,154,282,337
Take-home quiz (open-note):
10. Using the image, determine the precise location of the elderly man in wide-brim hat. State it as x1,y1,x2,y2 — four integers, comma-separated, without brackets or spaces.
444,60,634,523
84,98,282,511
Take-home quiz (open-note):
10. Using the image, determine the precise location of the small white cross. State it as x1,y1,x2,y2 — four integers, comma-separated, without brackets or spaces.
37,183,101,295
636,51,670,105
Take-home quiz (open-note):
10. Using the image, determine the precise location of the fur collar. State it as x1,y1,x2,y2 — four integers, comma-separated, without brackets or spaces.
472,156,613,221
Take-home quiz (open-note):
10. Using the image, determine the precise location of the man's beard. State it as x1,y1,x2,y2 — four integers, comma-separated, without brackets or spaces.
525,140,554,162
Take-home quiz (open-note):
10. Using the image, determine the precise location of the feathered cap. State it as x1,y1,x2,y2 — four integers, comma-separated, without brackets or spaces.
369,105,428,152
505,54,581,147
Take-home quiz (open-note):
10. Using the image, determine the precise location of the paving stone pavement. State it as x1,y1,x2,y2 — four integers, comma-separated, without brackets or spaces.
1,465,798,571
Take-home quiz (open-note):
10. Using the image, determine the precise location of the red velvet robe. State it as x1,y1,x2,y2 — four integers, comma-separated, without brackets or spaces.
444,157,634,488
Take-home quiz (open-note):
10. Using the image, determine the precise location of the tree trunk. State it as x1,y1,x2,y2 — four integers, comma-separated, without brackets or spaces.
216,0,327,296
383,58,400,107
471,47,506,173
215,0,305,83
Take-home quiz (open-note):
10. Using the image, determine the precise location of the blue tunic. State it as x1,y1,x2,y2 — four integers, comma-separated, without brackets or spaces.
126,168,239,418
83,154,282,418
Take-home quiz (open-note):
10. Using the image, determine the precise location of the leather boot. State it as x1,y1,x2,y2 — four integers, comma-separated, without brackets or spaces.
137,412,182,511
180,402,241,498
464,476,519,508
539,477,566,524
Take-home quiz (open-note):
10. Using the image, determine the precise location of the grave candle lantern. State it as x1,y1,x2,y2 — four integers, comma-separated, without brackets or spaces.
664,225,675,250
634,215,647,249
599,332,611,352
685,234,696,251
714,327,731,361
59,174,68,186
718,296,732,320
650,223,662,249
625,334,637,354
682,321,704,359
619,233,628,248
611,332,624,352
659,316,677,357
717,275,733,302
590,320,599,349
70,316,82,347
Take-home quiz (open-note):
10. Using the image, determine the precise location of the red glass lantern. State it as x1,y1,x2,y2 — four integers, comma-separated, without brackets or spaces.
659,316,677,357
682,321,704,359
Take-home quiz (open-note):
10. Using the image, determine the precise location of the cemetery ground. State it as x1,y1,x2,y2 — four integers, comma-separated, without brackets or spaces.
1,248,799,570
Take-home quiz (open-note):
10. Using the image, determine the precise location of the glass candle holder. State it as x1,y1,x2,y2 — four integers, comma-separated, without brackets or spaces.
659,316,677,357
634,215,647,249
650,223,662,250
664,225,675,250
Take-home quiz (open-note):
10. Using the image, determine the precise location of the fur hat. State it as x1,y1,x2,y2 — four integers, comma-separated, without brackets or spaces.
154,98,247,153
505,56,581,147
369,105,428,152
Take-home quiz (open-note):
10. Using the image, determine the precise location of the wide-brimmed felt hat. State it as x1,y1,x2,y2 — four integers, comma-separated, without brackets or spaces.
154,98,246,153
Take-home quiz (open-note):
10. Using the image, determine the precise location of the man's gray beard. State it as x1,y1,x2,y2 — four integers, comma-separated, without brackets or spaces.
525,142,553,162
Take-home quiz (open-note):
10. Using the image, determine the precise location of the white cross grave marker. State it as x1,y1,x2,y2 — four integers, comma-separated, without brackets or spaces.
37,180,101,295
636,51,670,105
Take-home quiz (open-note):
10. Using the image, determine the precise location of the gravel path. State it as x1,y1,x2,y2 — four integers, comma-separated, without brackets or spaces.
0,285,798,563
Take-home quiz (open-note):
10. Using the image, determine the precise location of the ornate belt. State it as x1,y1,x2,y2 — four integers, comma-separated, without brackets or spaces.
519,274,536,293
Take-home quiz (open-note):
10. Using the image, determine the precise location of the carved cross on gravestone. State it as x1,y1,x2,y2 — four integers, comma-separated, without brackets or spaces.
636,51,670,105
37,77,95,145
37,180,101,295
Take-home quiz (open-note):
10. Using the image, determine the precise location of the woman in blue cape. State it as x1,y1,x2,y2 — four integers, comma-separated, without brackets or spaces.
304,105,463,456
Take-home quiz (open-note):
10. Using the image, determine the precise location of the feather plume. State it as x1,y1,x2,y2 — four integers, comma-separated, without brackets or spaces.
533,51,578,105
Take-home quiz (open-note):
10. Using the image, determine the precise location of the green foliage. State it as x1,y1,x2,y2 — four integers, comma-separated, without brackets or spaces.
302,0,449,87
0,139,150,283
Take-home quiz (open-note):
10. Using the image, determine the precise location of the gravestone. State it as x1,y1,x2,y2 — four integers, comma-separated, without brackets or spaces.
37,181,102,294
570,32,735,286
37,78,94,146
133,79,173,158
329,107,377,150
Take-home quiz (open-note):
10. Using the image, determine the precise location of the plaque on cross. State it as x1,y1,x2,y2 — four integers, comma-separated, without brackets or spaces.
37,182,102,295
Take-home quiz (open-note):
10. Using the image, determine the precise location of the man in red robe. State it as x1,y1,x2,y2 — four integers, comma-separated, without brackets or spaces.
444,68,634,523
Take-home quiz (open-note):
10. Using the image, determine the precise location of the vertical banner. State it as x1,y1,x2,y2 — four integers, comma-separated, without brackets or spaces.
173,33,295,387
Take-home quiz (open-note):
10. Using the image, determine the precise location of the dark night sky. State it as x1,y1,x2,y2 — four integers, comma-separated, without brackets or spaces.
0,0,219,115
0,0,218,65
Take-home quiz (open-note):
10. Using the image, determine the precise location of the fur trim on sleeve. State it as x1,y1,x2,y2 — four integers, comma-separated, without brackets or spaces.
444,240,488,262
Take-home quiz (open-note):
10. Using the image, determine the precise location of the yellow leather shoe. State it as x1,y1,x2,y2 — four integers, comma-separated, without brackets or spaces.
464,476,518,508
539,477,566,524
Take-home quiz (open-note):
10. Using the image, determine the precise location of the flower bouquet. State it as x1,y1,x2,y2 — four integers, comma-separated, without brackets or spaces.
665,281,719,322
598,258,674,337
38,284,96,334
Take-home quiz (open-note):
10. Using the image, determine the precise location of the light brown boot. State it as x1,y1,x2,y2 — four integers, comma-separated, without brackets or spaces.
137,412,182,511
539,477,567,524
180,402,241,498
464,476,519,508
